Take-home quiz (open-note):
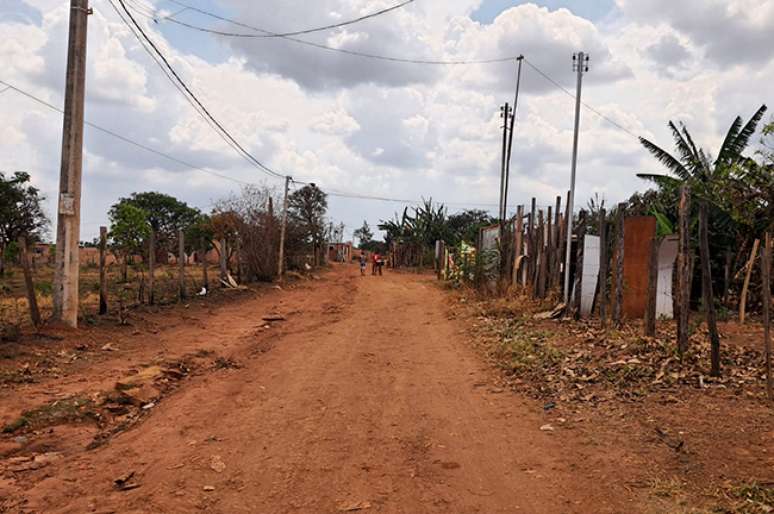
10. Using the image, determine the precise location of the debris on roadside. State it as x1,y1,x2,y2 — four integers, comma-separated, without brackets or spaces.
114,471,140,491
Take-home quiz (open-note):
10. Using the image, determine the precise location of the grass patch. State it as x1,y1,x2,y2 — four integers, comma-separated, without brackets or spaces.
2,396,98,434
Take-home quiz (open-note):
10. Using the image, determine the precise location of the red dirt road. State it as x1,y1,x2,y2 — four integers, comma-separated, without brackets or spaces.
4,266,633,513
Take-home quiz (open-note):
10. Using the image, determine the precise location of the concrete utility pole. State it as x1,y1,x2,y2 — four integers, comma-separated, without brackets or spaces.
277,176,291,281
52,0,90,327
498,102,511,222
503,56,524,221
562,51,589,304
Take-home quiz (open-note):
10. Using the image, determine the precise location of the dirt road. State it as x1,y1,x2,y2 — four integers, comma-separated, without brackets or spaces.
5,266,633,513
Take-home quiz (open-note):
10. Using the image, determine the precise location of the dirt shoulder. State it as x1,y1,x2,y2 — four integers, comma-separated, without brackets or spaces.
452,287,774,513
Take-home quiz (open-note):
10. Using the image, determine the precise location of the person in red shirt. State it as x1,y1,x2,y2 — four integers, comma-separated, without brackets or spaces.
372,252,380,275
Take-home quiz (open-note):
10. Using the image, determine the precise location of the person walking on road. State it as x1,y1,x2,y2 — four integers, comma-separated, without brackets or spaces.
359,253,367,276
372,252,380,276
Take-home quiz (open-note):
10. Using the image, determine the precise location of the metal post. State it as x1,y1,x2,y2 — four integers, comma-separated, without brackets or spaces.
562,51,589,303
52,0,90,326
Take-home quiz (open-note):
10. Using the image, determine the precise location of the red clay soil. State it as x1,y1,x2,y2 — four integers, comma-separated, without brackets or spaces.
3,266,657,513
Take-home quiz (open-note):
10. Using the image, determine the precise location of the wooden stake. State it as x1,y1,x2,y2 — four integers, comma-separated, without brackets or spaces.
546,206,553,292
99,226,108,315
148,229,155,305
19,236,41,328
178,228,186,301
698,201,721,377
201,245,209,291
612,204,625,327
598,208,608,328
536,211,547,298
552,195,562,289
572,210,586,319
762,232,772,401
645,233,659,337
513,205,524,286
219,238,228,286
740,239,761,324
676,186,691,358
528,198,536,286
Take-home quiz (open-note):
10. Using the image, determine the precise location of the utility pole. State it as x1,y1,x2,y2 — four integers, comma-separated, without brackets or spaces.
562,51,589,304
498,102,511,221
52,0,91,327
277,175,291,281
503,56,524,221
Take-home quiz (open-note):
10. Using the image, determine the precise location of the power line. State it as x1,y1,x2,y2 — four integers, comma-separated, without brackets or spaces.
130,0,415,38
523,57,641,140
127,0,523,65
113,0,286,179
0,79,255,186
2,80,543,212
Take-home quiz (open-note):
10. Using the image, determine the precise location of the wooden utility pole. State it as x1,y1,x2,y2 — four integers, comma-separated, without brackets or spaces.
598,208,608,328
762,232,772,400
277,176,290,281
98,226,107,315
52,0,90,327
676,186,691,358
503,56,523,221
19,236,41,328
178,229,186,300
498,103,511,222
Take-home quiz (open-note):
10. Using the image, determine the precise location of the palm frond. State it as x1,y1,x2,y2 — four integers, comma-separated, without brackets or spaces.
669,122,699,168
639,137,691,180
716,104,768,166
636,173,682,189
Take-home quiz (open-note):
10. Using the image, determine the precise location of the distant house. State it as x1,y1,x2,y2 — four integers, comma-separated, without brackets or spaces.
327,242,353,263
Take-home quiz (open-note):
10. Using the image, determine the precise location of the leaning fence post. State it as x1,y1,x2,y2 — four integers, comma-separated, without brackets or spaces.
552,195,562,289
612,203,625,327
99,226,108,315
513,205,524,286
676,186,691,357
178,229,186,300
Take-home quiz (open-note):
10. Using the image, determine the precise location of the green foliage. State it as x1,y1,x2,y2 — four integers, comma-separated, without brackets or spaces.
0,171,49,250
110,192,200,252
109,203,151,257
288,184,328,250
447,209,495,245
185,214,214,253
353,220,373,248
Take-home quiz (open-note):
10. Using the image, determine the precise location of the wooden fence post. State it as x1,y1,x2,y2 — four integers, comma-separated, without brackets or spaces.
676,186,691,358
178,229,186,301
762,232,772,401
513,205,524,286
528,198,536,287
99,226,108,315
645,233,659,337
612,203,625,327
536,211,547,298
598,208,608,328
740,239,761,324
148,229,156,305
546,206,553,293
699,201,721,377
219,238,228,286
572,210,586,319
18,236,41,328
201,245,209,291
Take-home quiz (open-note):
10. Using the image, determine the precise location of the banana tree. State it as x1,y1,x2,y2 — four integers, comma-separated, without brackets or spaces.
637,104,767,376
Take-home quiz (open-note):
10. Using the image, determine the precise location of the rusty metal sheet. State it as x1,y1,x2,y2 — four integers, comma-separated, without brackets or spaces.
623,216,657,319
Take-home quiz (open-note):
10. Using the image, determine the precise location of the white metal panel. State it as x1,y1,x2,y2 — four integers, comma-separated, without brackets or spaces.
580,235,600,317
656,237,678,319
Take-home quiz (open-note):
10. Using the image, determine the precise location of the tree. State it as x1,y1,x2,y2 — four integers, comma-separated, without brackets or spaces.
0,171,48,275
353,221,373,249
447,209,494,245
288,184,328,266
109,203,151,282
110,192,200,261
638,104,768,376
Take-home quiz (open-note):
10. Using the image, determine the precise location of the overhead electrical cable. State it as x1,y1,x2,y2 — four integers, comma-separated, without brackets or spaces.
125,0,523,65
523,57,641,140
1,80,536,212
113,0,286,179
132,0,415,38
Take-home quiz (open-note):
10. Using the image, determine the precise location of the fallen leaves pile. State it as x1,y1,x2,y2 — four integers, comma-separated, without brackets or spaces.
463,296,768,404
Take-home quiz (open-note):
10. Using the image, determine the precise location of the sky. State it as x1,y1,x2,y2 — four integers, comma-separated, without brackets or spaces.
1,0,773,243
